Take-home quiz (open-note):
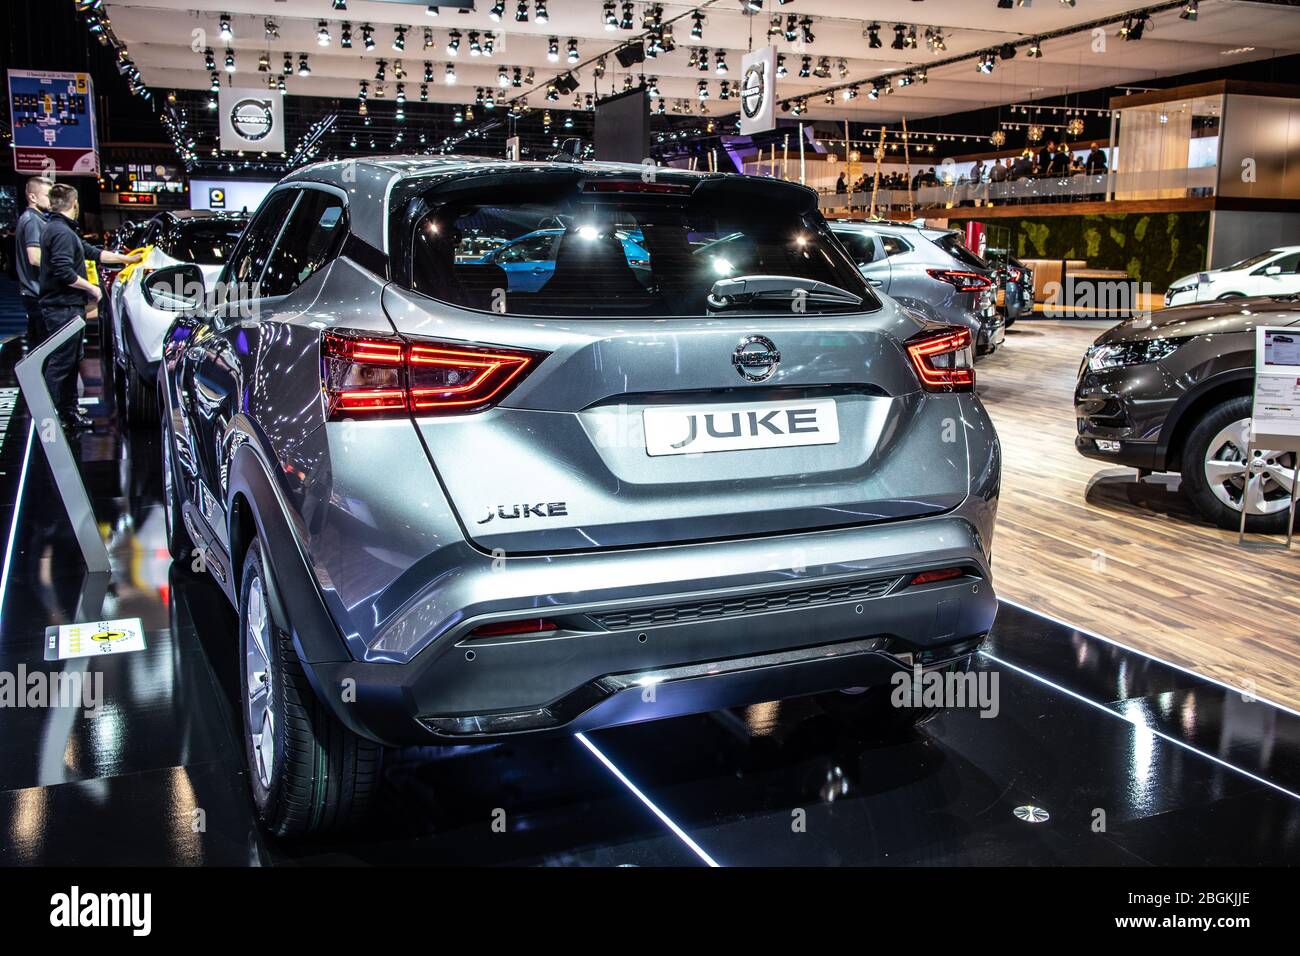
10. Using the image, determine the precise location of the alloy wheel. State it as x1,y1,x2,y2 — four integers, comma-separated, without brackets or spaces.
244,576,276,790
1203,417,1296,515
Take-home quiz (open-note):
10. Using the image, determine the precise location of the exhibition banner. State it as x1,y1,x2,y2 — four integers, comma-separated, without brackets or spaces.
218,87,286,154
739,46,777,136
7,69,99,175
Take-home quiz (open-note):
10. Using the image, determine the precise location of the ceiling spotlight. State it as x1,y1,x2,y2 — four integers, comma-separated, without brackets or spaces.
535,0,549,24
297,54,311,77
892,24,907,50
258,51,270,72
926,28,946,52
715,50,728,74
426,4,439,16
843,85,859,101
603,0,617,30
333,0,347,9
798,55,811,78
376,59,387,81
317,21,331,47
620,2,634,30
837,58,849,79
512,66,523,86
1180,0,1198,19
282,53,293,75
741,0,762,13
593,56,606,78
424,61,434,82
219,13,233,42
393,26,406,52
420,83,429,102
799,16,814,44
867,83,880,100
489,0,505,21
783,14,798,42
341,23,353,47
204,47,216,71
977,51,996,74
498,65,510,87
224,49,236,73
446,30,461,56
362,23,375,50
697,80,709,101
516,1,530,22
776,54,787,77
867,22,882,49
1027,38,1042,58
445,63,456,83
209,71,221,92
548,36,559,61
690,9,704,38
567,38,580,63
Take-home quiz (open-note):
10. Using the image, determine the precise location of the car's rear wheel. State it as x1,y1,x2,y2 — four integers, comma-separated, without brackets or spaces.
1182,395,1296,533
239,538,381,837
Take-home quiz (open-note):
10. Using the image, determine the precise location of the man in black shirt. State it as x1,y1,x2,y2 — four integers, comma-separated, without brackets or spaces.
38,183,140,430
14,176,50,351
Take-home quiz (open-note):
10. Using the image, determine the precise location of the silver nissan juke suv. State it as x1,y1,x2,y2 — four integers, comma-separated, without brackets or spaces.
147,157,1001,836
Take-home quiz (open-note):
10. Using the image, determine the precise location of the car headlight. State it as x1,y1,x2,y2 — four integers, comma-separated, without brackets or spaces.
1085,337,1190,371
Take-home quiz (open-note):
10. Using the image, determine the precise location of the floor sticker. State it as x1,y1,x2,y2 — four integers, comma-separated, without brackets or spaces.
44,618,146,661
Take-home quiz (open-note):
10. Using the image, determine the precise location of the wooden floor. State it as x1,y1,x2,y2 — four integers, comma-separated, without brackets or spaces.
980,321,1300,711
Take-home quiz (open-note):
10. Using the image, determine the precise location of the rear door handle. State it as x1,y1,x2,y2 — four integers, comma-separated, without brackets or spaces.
867,278,884,287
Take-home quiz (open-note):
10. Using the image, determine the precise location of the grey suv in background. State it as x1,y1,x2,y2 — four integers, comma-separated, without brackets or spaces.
830,220,1003,355
1076,295,1300,532
146,158,1001,836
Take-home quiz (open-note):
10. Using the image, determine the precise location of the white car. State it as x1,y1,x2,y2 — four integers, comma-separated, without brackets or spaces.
109,212,246,422
1165,246,1300,307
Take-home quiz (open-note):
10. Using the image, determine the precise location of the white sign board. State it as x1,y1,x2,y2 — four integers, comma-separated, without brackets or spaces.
45,618,146,661
1250,327,1300,443
218,88,285,153
739,46,777,136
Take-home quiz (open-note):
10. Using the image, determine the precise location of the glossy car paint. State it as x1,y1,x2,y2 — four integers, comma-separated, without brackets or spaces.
159,158,1001,745
1075,295,1300,472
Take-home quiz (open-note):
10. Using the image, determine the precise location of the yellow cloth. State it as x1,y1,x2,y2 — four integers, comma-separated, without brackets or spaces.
113,245,153,283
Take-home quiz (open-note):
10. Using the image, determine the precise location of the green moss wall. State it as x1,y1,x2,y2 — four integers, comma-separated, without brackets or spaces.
951,211,1209,291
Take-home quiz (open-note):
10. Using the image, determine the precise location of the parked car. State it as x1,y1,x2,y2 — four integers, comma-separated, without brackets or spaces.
829,220,1003,354
1165,247,1300,307
990,252,1034,327
1075,294,1300,532
147,158,1000,837
109,211,246,422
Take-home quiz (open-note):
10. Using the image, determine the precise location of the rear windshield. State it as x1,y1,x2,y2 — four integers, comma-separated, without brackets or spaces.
931,232,990,271
173,221,245,265
408,181,876,317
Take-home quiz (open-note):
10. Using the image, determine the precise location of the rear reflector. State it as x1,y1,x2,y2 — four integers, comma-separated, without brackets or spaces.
910,567,965,586
468,618,559,638
322,330,543,419
905,326,975,393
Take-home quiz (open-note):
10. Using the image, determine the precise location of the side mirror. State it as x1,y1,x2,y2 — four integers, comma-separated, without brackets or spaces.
1265,265,1283,276
142,263,206,312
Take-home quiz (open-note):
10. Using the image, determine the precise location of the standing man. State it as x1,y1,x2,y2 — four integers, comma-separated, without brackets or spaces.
38,183,140,431
15,176,51,351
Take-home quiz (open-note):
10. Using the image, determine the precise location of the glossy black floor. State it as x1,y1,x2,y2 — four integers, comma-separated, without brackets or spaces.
0,339,1297,866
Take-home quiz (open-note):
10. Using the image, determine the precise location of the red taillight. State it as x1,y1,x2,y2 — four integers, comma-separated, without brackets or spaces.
468,618,558,638
322,330,542,419
905,326,975,392
927,269,992,293
910,567,965,586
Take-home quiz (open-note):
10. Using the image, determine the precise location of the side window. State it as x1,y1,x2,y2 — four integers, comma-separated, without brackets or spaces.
881,236,912,257
834,231,877,265
1269,252,1300,274
259,190,347,298
227,191,299,296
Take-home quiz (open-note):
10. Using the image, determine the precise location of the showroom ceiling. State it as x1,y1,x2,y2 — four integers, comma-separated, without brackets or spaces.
100,0,1300,122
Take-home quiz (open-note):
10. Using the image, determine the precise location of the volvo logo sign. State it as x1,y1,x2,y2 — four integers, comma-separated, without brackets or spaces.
229,98,275,142
741,61,766,120
732,334,781,382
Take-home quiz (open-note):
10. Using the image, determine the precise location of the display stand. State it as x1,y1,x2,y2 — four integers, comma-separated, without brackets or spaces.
1238,326,1300,549
13,316,111,573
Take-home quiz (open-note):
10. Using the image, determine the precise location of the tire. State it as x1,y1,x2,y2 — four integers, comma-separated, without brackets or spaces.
1181,395,1297,534
160,406,193,562
123,362,158,426
1216,292,1245,300
239,539,381,837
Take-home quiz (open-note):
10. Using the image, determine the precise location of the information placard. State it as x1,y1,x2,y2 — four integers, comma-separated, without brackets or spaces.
1250,327,1300,443
44,618,146,661
7,69,99,175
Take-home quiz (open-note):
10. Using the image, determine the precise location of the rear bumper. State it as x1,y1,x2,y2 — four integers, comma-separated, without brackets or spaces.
303,513,998,745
